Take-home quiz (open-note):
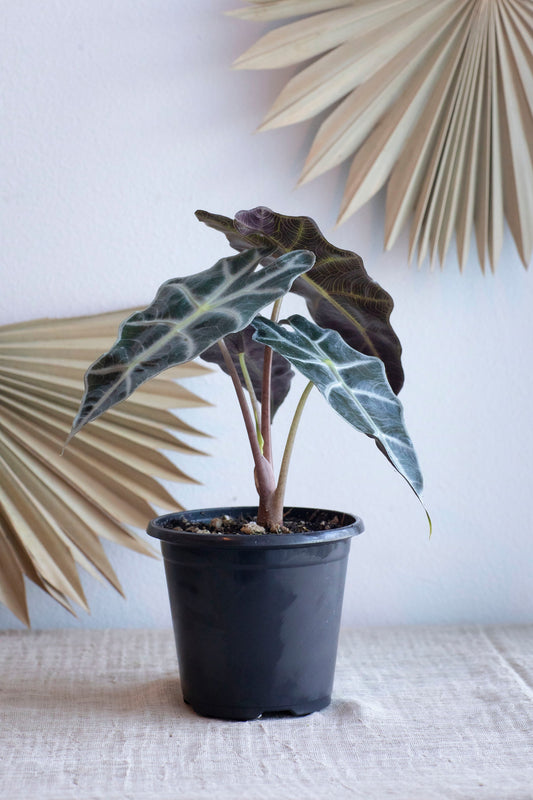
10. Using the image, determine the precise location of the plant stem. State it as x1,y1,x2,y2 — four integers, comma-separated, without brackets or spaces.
260,298,282,466
217,339,275,502
238,352,263,452
272,381,314,515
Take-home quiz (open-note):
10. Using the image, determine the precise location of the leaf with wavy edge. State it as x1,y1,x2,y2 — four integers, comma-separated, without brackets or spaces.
68,247,314,441
252,314,425,503
196,206,404,393
200,325,294,418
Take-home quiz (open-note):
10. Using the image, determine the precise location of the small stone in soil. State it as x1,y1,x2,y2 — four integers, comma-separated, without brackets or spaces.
240,522,265,535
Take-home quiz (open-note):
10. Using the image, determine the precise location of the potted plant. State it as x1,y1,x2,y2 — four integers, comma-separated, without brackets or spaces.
68,206,428,720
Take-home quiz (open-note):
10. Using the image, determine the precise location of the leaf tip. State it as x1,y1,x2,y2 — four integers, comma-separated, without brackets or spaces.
296,169,312,188
256,116,276,133
62,422,79,453
426,509,433,539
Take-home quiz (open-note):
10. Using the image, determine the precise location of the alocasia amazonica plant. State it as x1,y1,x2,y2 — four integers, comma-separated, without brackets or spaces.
69,207,427,530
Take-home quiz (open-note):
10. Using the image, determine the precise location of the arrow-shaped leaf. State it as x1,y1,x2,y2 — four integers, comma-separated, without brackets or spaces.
251,314,423,497
200,325,294,418
196,206,404,393
68,248,314,441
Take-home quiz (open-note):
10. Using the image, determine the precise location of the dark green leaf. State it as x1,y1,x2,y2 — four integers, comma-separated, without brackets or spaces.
252,314,423,497
68,247,314,441
196,206,404,393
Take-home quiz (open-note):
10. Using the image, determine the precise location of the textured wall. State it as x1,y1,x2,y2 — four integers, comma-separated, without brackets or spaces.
1,1,532,629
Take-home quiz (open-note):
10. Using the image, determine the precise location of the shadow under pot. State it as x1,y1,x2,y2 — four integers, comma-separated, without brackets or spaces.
147,505,363,721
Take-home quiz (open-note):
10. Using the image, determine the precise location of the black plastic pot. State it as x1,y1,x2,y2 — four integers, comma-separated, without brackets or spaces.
147,506,363,720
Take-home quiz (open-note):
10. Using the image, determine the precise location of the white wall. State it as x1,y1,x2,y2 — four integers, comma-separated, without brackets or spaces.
1,1,532,629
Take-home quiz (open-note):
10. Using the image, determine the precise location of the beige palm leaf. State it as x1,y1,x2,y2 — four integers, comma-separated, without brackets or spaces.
0,309,211,625
231,0,533,271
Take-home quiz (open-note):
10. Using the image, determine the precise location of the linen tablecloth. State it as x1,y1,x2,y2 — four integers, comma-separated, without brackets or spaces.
1,625,532,799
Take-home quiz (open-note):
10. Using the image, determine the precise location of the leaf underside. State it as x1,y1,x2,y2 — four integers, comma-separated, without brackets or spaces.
196,206,404,393
200,325,294,418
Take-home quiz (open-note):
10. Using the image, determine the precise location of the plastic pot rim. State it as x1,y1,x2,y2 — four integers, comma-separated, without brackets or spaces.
147,505,364,549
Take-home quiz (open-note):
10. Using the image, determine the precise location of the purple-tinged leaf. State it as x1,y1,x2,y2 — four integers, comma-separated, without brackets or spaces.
200,326,294,418
196,206,404,393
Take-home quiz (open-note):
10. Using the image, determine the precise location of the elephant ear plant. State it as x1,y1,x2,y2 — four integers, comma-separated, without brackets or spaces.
68,207,428,531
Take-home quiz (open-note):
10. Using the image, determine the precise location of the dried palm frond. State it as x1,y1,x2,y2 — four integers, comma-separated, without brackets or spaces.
0,309,210,625
231,0,533,271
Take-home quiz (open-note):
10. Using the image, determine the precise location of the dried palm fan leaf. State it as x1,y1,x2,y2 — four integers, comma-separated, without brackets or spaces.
231,0,533,271
0,309,211,625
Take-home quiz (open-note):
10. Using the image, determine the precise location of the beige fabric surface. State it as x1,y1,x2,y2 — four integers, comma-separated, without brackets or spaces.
1,625,532,800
